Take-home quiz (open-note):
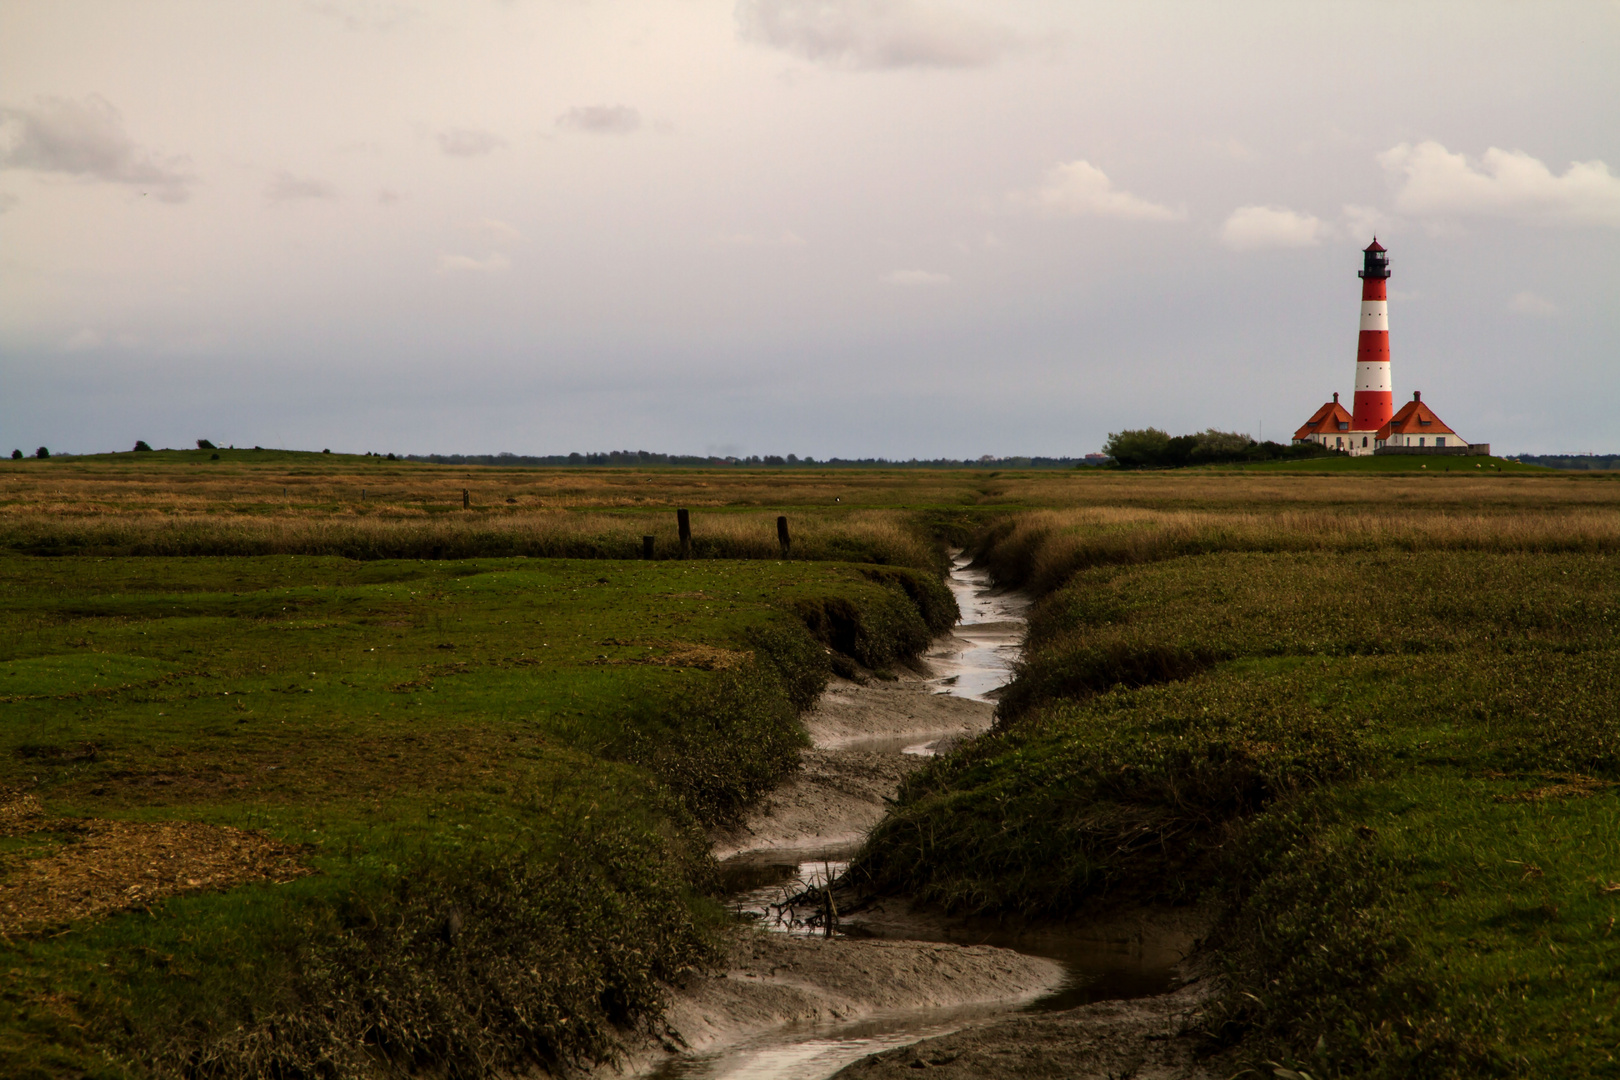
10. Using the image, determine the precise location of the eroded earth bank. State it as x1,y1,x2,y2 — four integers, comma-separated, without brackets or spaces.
626,555,1213,1080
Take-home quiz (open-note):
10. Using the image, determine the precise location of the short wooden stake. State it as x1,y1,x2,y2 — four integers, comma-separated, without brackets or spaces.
677,508,691,556
462,488,469,509
777,515,790,556
642,535,655,560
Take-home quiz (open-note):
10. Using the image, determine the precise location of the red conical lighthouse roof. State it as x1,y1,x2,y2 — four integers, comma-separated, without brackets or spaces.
1364,238,1386,252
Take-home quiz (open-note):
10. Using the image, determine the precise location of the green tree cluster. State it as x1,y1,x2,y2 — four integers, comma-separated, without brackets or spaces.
1103,428,1333,468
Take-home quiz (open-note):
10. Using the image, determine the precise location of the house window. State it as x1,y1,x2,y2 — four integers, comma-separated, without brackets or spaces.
1362,436,1368,447
1419,437,1425,446
1436,437,1446,447
1338,422,1349,431
1336,437,1343,447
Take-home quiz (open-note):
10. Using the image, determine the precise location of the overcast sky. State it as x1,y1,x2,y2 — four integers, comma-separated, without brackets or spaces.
3,1,1617,458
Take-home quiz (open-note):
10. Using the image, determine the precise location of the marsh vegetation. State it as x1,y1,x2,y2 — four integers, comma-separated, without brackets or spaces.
3,449,1617,1077
853,477,1620,1077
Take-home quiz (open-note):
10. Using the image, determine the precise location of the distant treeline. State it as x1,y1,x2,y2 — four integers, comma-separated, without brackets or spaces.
1103,428,1336,469
406,451,1100,469
1510,454,1620,471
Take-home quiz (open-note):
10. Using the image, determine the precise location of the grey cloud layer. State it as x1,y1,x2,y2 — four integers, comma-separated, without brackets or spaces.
556,105,641,134
0,95,191,201
437,127,505,156
735,0,1015,69
4,2,1616,459
265,172,338,203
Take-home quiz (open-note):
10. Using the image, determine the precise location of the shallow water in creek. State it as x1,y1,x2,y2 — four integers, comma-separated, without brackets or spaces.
646,553,1179,1080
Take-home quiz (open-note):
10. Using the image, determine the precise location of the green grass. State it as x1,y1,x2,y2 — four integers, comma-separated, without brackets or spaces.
0,553,952,1078
853,541,1620,1077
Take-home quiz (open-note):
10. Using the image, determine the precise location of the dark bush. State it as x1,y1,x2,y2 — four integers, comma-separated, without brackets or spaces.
197,438,216,450
1103,427,1173,467
34,447,49,459
133,440,153,452
9,449,19,460
1103,428,1338,469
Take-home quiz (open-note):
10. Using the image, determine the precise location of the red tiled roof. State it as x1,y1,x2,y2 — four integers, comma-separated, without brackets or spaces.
1294,398,1354,440
1376,395,1457,439
1364,238,1386,252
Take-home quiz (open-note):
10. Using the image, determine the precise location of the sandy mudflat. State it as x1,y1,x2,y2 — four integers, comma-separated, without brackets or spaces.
620,627,1215,1079
660,931,1066,1057
709,674,994,861
829,979,1216,1080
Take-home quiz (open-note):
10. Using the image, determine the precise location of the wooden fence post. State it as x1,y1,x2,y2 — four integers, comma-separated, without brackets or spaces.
462,489,469,509
777,515,790,557
643,535,655,560
677,509,691,556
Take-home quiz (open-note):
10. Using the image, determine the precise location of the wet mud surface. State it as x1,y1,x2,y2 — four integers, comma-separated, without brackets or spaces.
626,553,1210,1080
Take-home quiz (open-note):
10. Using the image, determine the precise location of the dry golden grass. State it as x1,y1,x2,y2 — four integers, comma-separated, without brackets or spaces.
980,503,1620,595
0,790,312,934
4,452,1617,571
0,504,936,565
0,455,989,512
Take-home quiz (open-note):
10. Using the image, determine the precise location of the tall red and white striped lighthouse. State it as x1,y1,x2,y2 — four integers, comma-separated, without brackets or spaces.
1351,239,1393,432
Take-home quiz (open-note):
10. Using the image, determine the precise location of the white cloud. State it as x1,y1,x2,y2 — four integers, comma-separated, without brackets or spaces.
882,269,949,286
1340,204,1389,241
1219,205,1325,250
0,192,16,214
438,252,510,274
1013,160,1184,222
437,127,505,157
556,106,641,135
266,172,338,203
736,0,1016,70
1508,291,1559,317
469,217,521,244
0,95,192,201
1379,141,1620,227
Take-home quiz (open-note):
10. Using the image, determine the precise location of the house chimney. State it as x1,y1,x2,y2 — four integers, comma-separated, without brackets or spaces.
1333,392,1339,403
1414,390,1421,402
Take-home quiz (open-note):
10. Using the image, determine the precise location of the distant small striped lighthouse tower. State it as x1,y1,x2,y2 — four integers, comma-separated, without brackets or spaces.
1351,239,1394,432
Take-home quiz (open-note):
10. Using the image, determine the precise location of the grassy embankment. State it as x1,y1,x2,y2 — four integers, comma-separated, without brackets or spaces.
0,452,967,1079
854,491,1620,1077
